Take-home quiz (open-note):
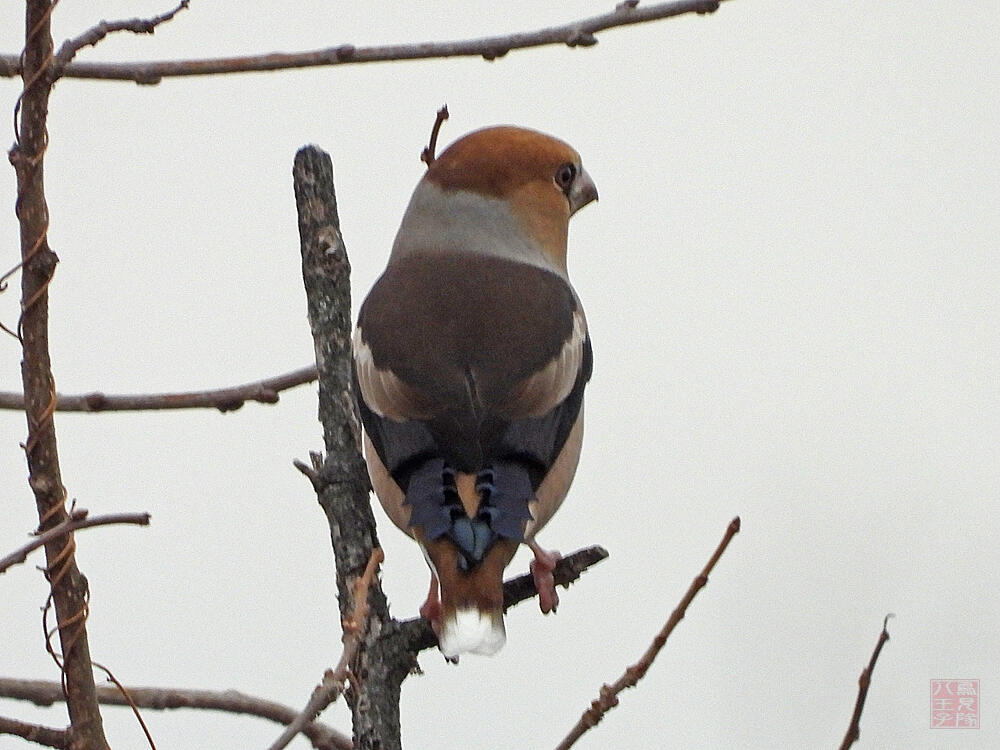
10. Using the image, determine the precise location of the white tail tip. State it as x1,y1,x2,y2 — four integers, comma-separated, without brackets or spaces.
438,607,506,658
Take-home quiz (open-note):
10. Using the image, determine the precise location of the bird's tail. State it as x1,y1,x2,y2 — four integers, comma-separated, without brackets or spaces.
439,605,506,658
428,534,518,658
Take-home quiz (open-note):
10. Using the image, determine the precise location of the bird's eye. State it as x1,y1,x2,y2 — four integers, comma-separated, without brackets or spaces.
555,163,577,192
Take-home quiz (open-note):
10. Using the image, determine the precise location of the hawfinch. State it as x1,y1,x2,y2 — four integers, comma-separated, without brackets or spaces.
352,126,596,658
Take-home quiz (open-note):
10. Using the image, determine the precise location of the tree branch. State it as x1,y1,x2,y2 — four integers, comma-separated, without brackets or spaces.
11,1,110,746
0,1,728,84
52,0,189,74
0,716,67,749
502,545,609,611
839,615,893,749
0,679,351,750
268,548,384,750
420,104,450,166
0,365,317,413
0,510,150,575
260,546,611,745
554,517,741,750
294,143,398,750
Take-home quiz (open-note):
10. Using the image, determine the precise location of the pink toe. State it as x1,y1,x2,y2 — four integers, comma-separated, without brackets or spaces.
419,574,442,625
529,547,562,614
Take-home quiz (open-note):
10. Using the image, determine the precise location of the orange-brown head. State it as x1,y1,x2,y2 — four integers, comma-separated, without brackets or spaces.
390,125,597,276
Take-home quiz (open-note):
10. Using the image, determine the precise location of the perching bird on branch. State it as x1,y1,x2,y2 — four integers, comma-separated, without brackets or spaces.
353,125,596,658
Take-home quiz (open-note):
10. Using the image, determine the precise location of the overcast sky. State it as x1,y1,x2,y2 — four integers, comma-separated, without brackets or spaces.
1,2,997,748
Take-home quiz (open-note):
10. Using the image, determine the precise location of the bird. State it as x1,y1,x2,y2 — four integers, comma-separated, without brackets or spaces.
352,125,596,659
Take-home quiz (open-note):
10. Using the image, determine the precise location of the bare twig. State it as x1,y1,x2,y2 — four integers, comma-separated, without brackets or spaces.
0,0,188,304
53,0,189,74
0,510,150,575
420,104,449,166
268,547,384,750
0,365,317,413
839,614,893,749
0,679,352,750
90,660,156,750
0,716,67,748
293,455,325,493
554,517,741,750
0,1,728,84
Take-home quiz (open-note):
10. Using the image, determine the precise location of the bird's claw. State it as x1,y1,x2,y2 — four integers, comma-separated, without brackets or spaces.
528,542,561,614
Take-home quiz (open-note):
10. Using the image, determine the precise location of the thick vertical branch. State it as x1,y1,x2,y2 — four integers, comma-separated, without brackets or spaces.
10,1,109,748
293,144,380,613
293,145,406,750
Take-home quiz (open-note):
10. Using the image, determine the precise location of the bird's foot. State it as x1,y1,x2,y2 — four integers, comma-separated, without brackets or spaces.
419,573,443,625
528,541,561,614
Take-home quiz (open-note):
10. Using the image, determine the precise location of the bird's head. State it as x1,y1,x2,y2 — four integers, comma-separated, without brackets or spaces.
391,125,598,276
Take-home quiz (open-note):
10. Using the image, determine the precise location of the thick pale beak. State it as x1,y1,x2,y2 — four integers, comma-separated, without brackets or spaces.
568,167,598,215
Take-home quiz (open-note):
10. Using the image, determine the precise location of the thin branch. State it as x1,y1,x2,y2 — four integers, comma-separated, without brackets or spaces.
0,716,67,749
88,660,156,750
554,517,741,750
53,0,189,74
504,545,609,611
0,365,317,413
0,679,351,750
420,104,449,166
0,1,728,84
0,510,150,575
268,547,384,750
839,615,893,750
293,454,325,493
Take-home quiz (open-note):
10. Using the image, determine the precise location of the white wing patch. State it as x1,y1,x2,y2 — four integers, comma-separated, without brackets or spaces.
501,308,587,419
353,326,431,421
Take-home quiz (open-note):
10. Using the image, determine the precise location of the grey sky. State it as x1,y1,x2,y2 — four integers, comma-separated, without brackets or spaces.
1,2,997,748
